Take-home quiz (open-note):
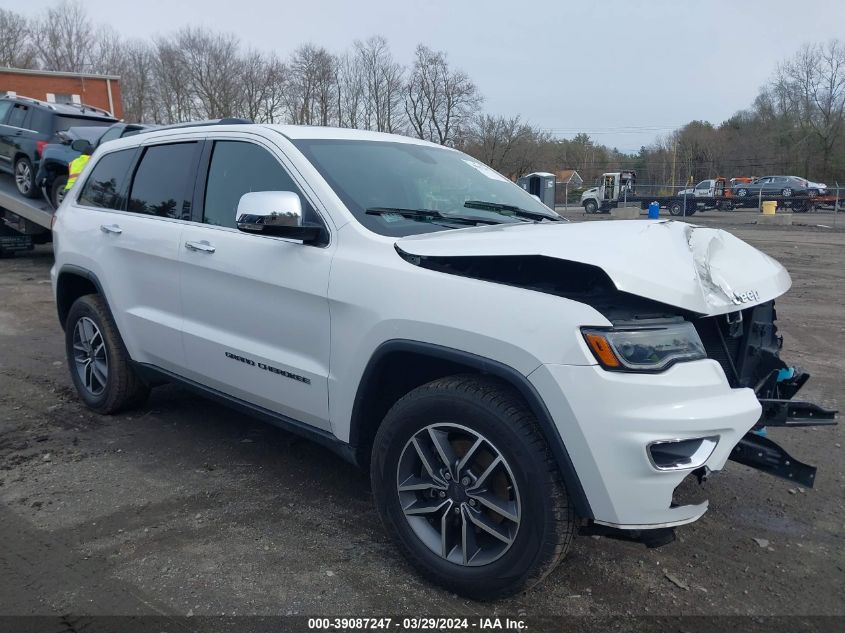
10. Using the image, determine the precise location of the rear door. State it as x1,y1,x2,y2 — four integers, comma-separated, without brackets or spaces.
178,136,334,430
69,140,202,372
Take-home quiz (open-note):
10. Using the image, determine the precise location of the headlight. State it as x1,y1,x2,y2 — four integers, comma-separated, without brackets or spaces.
582,321,706,372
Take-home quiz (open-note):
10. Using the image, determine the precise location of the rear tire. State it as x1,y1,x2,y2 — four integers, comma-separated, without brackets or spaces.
669,201,684,216
371,375,575,600
14,156,37,199
736,188,748,197
65,294,150,414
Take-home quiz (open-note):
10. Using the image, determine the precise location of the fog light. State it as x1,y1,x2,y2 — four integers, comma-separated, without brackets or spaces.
648,436,719,471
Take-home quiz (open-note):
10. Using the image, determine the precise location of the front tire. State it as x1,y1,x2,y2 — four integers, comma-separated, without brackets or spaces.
584,200,598,214
51,175,68,209
371,375,575,600
65,294,150,414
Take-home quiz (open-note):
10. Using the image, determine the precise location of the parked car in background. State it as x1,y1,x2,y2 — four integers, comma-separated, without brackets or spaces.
0,95,118,198
800,179,828,196
36,122,150,208
733,175,813,199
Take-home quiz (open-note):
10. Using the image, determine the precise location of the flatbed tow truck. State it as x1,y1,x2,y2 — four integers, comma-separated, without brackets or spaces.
0,175,53,257
581,171,816,216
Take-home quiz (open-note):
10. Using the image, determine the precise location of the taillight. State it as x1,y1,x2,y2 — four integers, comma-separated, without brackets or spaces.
36,140,48,157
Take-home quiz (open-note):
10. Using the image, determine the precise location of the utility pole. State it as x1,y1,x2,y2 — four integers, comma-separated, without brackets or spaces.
671,138,677,193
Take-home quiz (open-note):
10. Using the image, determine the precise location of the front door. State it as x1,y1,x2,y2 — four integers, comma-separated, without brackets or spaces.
178,138,333,431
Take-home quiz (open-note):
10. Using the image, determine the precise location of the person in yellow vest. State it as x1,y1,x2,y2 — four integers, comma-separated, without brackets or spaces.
64,144,94,191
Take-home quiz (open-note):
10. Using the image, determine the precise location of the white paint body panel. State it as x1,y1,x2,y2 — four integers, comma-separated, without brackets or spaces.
51,124,793,528
397,219,791,316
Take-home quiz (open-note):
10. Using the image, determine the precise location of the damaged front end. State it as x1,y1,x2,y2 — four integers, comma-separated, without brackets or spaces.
693,301,836,487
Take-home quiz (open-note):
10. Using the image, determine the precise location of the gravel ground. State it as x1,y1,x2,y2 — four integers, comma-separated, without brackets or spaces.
0,207,843,619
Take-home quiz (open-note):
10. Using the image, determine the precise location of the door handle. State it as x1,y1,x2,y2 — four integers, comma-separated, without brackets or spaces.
185,240,216,253
100,224,122,234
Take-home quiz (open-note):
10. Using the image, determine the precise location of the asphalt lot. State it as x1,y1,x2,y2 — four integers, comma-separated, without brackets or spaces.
0,206,843,618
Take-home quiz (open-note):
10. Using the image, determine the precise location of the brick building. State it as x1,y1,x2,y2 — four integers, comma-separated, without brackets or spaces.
0,67,122,118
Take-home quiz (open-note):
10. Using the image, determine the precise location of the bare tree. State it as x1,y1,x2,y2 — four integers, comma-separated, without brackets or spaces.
176,27,243,119
34,0,94,72
286,44,338,126
151,36,194,123
771,40,845,177
462,114,551,179
355,36,404,132
405,44,481,145
0,8,39,69
336,50,365,128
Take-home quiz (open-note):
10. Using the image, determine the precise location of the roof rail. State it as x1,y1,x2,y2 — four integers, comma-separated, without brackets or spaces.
3,93,57,110
78,102,114,117
150,118,254,132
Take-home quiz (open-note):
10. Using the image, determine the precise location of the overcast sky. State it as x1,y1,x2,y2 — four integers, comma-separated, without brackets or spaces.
19,0,845,150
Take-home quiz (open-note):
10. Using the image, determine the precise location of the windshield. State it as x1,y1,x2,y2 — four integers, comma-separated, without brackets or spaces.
291,138,559,237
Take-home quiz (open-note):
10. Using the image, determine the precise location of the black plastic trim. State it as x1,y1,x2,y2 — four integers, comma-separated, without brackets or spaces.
132,362,357,464
55,264,108,328
349,339,593,518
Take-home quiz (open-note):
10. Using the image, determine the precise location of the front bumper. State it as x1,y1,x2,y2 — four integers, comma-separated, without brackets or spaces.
529,359,761,528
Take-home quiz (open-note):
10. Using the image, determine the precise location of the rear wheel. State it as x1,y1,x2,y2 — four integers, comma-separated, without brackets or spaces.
371,375,575,600
14,156,37,198
669,200,684,216
736,188,748,198
781,188,793,197
65,294,150,414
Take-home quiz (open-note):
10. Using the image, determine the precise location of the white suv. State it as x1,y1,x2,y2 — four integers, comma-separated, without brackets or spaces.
51,122,834,599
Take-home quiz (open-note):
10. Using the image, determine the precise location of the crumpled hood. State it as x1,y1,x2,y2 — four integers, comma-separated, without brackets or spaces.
396,220,791,316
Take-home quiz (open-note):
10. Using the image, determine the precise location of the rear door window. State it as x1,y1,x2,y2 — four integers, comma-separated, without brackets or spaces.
7,104,29,128
127,142,200,219
78,149,136,210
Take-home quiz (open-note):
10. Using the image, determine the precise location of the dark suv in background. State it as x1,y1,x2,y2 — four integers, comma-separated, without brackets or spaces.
36,122,150,208
0,95,117,198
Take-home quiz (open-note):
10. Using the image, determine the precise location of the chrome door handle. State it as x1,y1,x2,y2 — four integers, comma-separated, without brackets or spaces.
100,224,122,234
185,240,216,253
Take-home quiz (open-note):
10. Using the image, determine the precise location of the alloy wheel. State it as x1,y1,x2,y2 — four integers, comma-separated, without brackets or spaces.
72,317,108,396
15,161,32,195
396,423,521,567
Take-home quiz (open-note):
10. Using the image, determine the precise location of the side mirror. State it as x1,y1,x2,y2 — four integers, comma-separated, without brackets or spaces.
235,191,322,243
71,139,94,153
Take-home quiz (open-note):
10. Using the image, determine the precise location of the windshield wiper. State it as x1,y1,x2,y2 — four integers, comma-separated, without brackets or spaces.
366,207,506,226
463,200,562,222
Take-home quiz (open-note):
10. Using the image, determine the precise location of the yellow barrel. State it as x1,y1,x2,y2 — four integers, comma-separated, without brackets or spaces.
761,200,777,215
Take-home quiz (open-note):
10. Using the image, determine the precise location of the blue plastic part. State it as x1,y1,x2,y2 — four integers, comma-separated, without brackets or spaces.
752,427,768,437
648,201,660,219
777,367,796,382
